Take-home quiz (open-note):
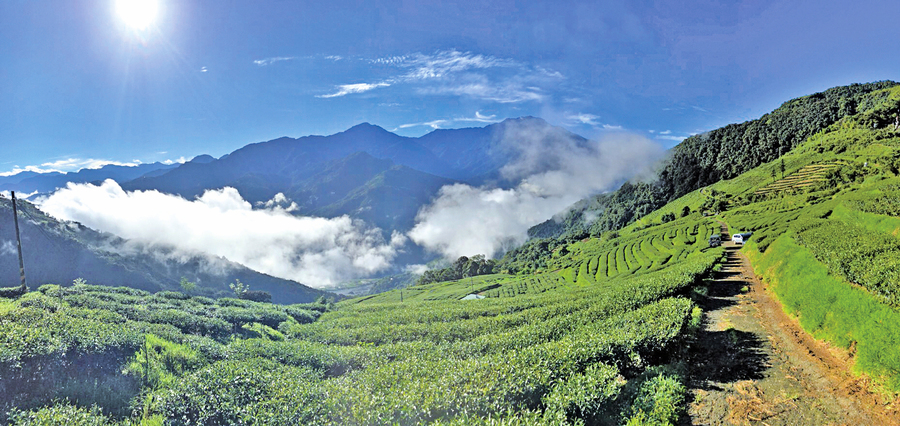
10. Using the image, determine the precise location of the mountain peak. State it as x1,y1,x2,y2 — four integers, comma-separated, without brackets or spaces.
344,122,391,135
189,154,216,164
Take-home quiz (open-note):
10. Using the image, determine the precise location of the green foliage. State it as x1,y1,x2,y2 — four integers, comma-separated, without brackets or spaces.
156,358,323,425
418,254,498,285
543,362,624,422
747,235,900,391
228,279,247,297
239,290,272,303
179,277,197,294
8,403,114,426
125,334,206,389
794,220,900,306
530,81,899,240
623,373,687,426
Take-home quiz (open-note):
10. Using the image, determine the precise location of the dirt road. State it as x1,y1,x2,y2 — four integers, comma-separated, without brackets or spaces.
685,234,899,425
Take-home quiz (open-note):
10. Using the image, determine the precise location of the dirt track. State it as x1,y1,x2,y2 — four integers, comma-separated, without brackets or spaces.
685,231,899,425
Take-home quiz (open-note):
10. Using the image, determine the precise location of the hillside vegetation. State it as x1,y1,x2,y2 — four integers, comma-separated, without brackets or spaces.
1,236,721,425
528,81,899,240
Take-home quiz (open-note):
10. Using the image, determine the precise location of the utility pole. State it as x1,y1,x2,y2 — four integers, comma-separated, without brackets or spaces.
10,192,26,292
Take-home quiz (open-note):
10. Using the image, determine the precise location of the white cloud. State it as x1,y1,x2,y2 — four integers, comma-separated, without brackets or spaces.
200,66,208,73
655,135,686,142
325,50,561,104
408,121,664,259
659,130,672,135
0,240,15,257
398,50,519,80
397,111,500,130
253,56,297,66
398,119,449,130
325,55,343,61
568,113,601,126
0,190,39,200
317,82,390,98
258,192,299,212
602,124,624,130
1,158,142,176
404,264,429,275
162,157,188,165
38,181,404,287
475,111,495,120
418,77,545,103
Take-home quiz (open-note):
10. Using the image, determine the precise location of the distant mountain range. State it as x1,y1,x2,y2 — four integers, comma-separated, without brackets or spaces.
0,117,591,293
1,116,587,241
0,162,178,195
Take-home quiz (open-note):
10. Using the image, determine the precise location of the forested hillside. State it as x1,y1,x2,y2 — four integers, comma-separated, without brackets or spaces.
529,81,899,240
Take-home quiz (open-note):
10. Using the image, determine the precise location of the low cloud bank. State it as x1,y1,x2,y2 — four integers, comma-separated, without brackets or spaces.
39,182,404,287
408,122,664,260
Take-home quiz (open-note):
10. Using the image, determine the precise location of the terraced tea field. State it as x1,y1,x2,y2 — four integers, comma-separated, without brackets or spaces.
556,218,720,286
754,162,842,196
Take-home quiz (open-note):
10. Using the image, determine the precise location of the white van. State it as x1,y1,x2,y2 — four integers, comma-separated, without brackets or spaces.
732,234,744,244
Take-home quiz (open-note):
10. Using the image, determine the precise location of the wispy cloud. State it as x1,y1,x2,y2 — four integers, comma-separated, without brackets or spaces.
319,49,562,104
397,50,519,80
655,135,686,142
200,66,208,73
253,56,297,66
568,113,601,126
1,158,142,176
396,111,500,130
418,81,545,103
602,124,623,130
317,82,391,98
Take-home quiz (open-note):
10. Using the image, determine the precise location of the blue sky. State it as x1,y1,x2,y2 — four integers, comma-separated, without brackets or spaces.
2,0,900,175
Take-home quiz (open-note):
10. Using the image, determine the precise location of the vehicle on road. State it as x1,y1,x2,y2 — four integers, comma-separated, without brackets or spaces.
732,232,752,244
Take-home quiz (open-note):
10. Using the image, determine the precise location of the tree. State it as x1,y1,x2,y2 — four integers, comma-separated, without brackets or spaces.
771,167,777,183
680,205,691,218
780,158,785,179
229,279,247,297
179,277,197,293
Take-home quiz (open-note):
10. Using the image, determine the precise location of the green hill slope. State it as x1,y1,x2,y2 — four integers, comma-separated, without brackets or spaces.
529,81,899,240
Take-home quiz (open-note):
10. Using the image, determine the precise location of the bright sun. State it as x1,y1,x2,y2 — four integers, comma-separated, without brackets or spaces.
115,0,159,30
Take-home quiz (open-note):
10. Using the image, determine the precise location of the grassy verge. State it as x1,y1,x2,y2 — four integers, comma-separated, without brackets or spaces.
745,235,900,392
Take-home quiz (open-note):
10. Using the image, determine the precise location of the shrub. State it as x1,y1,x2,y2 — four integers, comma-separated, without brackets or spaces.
239,290,272,303
623,373,686,426
8,403,114,426
0,286,26,299
155,358,324,425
